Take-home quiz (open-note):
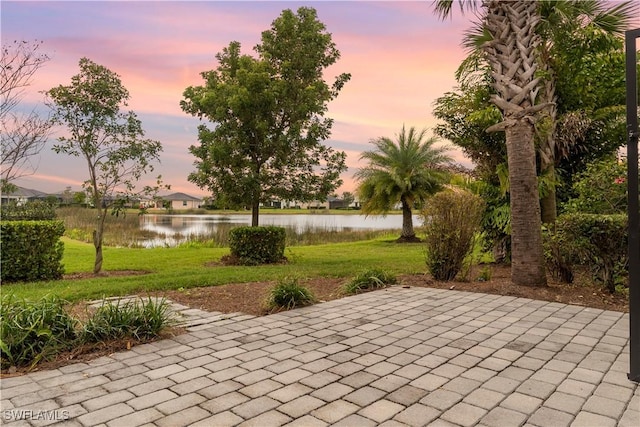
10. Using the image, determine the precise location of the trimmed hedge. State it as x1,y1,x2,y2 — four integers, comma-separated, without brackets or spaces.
229,226,286,265
0,200,57,221
1,220,65,282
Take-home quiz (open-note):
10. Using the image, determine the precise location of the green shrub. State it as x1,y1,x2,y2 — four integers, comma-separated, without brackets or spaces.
0,220,65,282
549,213,627,292
229,226,286,265
81,297,175,342
266,277,316,310
422,190,484,281
343,268,397,294
0,200,57,221
563,157,628,214
543,223,577,283
0,295,78,370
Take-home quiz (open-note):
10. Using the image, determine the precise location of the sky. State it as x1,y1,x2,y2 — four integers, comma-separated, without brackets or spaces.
3,1,478,197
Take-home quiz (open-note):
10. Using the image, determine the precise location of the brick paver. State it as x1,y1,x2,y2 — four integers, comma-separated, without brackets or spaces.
1,287,638,427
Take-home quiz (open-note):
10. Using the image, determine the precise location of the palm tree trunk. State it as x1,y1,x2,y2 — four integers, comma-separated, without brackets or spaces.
398,197,419,243
483,0,547,286
505,122,547,286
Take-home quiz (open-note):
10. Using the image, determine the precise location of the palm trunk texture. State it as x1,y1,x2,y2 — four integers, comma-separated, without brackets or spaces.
484,0,547,286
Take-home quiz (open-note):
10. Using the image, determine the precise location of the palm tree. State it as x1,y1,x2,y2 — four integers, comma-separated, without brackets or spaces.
356,126,451,242
436,0,548,286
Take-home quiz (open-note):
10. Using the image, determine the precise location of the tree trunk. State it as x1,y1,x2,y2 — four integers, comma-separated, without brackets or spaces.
92,208,107,274
251,198,259,227
483,0,547,287
397,197,420,243
505,122,547,286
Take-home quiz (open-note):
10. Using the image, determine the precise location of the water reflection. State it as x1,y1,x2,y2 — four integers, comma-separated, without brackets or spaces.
139,213,418,248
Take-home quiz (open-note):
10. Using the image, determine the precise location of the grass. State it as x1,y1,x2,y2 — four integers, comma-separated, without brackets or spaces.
342,268,398,295
266,277,317,311
2,237,426,303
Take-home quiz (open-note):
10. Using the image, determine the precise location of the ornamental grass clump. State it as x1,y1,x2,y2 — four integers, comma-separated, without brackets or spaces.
266,277,316,311
0,295,175,371
342,268,397,295
81,297,175,342
0,295,78,370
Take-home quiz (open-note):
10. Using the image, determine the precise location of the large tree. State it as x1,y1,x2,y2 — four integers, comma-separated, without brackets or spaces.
1,40,53,191
436,0,547,286
356,126,451,243
47,58,164,274
181,7,350,226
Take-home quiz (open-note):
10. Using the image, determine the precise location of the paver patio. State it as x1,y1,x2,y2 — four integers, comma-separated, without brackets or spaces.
1,286,639,426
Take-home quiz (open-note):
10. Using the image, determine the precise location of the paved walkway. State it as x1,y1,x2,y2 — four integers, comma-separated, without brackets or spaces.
1,287,639,427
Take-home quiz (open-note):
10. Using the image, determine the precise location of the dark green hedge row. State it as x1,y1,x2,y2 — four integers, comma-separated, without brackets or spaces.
0,200,57,221
544,213,627,292
229,226,286,265
1,220,65,282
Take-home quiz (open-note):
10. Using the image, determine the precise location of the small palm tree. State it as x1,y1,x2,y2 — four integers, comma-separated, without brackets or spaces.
356,126,451,242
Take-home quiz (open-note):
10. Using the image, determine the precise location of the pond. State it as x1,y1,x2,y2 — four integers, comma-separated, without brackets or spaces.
138,213,421,247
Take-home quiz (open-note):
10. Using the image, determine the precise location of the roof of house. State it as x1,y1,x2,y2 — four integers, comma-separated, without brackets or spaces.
2,186,48,198
160,192,202,201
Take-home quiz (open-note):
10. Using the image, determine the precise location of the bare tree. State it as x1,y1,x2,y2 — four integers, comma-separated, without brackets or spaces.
1,40,52,191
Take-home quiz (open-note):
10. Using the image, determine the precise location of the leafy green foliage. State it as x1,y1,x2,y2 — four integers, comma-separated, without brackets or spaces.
229,226,286,265
563,157,628,214
542,223,577,283
181,7,349,226
0,200,57,221
342,268,397,295
47,57,165,273
545,213,627,292
422,190,484,281
0,295,77,370
82,297,174,342
0,220,65,282
266,277,316,311
0,295,175,370
356,126,451,240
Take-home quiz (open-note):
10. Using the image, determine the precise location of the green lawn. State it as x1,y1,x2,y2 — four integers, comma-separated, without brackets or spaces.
3,237,426,302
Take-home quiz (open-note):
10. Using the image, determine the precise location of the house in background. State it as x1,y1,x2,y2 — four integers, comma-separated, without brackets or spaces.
155,192,203,210
0,186,48,205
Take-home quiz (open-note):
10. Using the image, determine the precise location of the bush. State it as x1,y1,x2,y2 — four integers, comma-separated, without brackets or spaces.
546,213,627,292
342,268,397,294
82,297,175,342
543,223,576,283
0,295,78,370
422,190,484,281
0,220,65,282
229,226,286,265
0,200,57,221
266,277,316,310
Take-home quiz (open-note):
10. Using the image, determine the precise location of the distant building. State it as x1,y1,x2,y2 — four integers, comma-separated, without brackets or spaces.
155,192,203,210
0,186,49,205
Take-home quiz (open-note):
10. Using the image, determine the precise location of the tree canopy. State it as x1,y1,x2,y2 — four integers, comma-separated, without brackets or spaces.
356,126,451,242
47,57,165,273
181,7,350,226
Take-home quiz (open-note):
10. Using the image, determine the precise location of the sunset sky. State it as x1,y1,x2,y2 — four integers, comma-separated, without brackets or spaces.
3,1,482,196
